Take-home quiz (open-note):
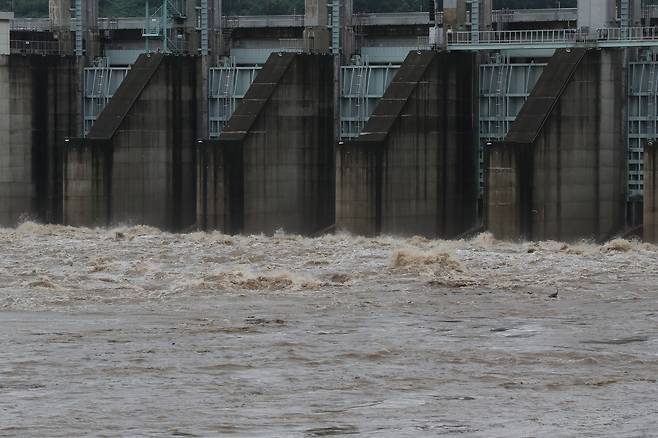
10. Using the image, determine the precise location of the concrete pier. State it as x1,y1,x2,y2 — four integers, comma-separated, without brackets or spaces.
0,12,9,55
64,54,200,231
336,51,479,238
645,141,657,243
0,55,80,226
197,53,335,235
486,48,626,242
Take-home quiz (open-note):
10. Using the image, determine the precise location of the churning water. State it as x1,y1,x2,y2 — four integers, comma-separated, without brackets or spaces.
1,223,657,437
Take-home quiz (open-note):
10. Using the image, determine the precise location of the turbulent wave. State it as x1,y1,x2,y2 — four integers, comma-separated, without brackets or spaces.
0,222,656,309
390,249,462,271
2,223,658,437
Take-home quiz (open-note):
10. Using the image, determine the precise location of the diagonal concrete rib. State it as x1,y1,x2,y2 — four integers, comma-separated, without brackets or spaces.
505,48,586,145
86,53,164,140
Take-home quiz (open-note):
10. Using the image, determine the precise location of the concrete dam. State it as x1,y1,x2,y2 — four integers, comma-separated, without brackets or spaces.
3,0,658,243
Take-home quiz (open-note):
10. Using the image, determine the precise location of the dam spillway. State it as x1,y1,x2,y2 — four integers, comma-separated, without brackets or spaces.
486,48,627,242
5,3,658,436
3,1,658,241
64,53,199,231
336,51,479,238
197,53,335,236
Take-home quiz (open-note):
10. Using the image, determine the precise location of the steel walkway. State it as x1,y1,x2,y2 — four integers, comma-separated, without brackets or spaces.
447,27,658,51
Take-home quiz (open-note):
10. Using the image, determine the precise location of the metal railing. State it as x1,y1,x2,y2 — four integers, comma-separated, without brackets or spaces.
209,63,261,138
361,37,430,48
10,17,50,31
232,14,303,28
143,17,161,37
492,7,576,22
10,39,64,55
448,28,583,45
11,17,157,32
448,27,658,46
600,26,658,42
355,12,431,26
97,17,119,31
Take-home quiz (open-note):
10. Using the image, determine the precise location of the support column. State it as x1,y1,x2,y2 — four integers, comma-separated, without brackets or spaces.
184,0,201,54
341,0,355,61
480,0,492,31
304,0,330,53
198,54,335,235
577,0,615,31
210,0,222,60
443,0,467,48
49,0,72,53
305,0,328,27
486,49,626,242
0,12,11,55
443,0,467,31
337,51,479,238
0,56,81,226
84,0,99,59
630,0,643,27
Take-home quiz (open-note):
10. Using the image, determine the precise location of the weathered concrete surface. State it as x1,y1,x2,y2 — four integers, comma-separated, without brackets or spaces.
0,55,80,226
486,143,531,240
443,0,467,31
63,145,112,227
64,54,199,231
196,141,243,234
0,12,11,55
305,0,328,27
336,51,479,238
197,53,335,235
486,48,626,242
645,142,658,243
577,0,616,31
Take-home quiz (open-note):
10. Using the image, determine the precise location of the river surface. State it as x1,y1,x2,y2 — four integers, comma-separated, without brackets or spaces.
0,223,657,437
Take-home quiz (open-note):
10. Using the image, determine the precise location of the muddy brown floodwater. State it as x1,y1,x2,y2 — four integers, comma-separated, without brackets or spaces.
0,223,657,437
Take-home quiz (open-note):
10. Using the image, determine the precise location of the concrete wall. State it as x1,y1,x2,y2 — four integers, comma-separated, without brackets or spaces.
198,53,335,236
443,0,468,31
64,54,200,231
532,49,625,240
0,12,10,55
342,0,355,59
337,51,479,238
49,0,73,53
0,55,80,226
305,0,328,27
336,144,379,236
486,143,529,240
63,145,111,227
486,48,626,242
645,142,657,243
197,142,243,233
303,0,330,52
577,0,615,30
49,0,71,29
480,0,493,31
